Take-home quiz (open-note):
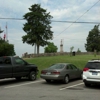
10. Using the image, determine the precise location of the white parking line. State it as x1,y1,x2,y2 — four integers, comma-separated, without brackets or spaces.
59,83,84,90
4,80,45,89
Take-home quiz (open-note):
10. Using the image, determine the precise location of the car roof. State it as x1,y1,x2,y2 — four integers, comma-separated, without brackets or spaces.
88,59,100,62
55,63,71,65
0,56,19,58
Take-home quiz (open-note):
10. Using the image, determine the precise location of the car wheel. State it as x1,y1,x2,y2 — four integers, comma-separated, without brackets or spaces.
46,79,51,83
63,75,69,84
28,71,37,81
15,77,21,80
84,82,90,87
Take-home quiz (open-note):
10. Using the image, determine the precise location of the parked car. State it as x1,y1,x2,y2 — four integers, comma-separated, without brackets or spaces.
83,59,100,87
40,63,82,84
0,56,39,81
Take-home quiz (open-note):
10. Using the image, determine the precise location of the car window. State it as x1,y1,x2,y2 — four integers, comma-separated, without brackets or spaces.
4,59,11,64
0,57,11,65
71,65,78,69
67,65,72,69
14,58,25,65
85,62,100,69
48,64,65,69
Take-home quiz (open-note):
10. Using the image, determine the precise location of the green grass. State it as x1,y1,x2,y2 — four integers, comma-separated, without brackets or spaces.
24,54,100,77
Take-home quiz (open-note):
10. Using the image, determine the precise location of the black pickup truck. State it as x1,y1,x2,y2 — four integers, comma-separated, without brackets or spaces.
0,56,38,81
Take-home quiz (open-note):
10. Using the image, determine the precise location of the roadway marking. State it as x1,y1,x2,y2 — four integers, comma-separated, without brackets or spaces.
4,80,45,89
59,83,84,90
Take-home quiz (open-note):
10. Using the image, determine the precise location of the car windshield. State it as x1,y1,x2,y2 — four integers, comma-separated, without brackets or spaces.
48,64,65,69
85,62,100,69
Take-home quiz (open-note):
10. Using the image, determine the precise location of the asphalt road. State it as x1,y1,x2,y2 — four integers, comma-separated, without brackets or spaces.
0,78,100,100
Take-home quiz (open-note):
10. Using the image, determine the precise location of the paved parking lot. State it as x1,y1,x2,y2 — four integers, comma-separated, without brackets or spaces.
0,78,100,100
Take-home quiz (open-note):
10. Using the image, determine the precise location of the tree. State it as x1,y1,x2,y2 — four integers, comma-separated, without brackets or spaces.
0,38,5,43
0,27,16,56
85,25,100,52
0,42,16,56
0,27,3,34
0,27,4,41
22,4,53,55
44,42,58,53
77,48,81,53
0,27,3,40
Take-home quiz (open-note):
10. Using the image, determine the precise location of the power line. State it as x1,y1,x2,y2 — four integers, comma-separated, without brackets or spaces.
51,20,100,24
0,17,99,24
0,18,24,20
54,0,100,38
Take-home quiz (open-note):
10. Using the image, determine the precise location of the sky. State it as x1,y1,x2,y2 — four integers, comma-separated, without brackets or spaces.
0,0,100,57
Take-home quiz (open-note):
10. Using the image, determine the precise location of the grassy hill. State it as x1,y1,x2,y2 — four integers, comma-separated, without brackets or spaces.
24,55,100,77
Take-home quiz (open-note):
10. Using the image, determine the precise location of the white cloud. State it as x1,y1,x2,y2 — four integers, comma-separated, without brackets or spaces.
41,0,48,4
52,9,70,18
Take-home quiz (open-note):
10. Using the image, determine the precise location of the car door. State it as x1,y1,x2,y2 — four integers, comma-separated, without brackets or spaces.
71,64,81,78
66,64,74,79
0,57,13,78
12,57,29,77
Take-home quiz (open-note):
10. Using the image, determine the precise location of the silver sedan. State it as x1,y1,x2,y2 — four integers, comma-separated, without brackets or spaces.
40,63,82,84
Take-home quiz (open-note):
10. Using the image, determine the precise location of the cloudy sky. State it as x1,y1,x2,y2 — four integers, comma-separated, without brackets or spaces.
0,0,100,57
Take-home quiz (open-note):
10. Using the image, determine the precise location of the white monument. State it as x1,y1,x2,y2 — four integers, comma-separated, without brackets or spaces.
60,39,63,52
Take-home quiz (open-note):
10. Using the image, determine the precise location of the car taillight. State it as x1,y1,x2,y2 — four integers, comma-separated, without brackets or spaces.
41,71,46,74
83,68,89,71
52,71,60,74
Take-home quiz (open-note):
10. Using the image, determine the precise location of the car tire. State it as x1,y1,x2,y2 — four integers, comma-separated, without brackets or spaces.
15,77,21,80
28,71,37,81
84,82,90,87
63,75,69,84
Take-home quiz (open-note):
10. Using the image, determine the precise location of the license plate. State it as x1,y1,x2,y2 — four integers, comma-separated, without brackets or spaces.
46,72,51,75
92,72,98,75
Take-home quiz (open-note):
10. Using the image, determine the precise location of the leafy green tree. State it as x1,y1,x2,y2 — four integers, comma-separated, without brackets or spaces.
85,25,100,52
22,4,53,55
0,42,16,56
0,27,4,42
0,27,3,40
44,42,58,53
0,27,3,34
0,38,5,43
0,27,16,56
